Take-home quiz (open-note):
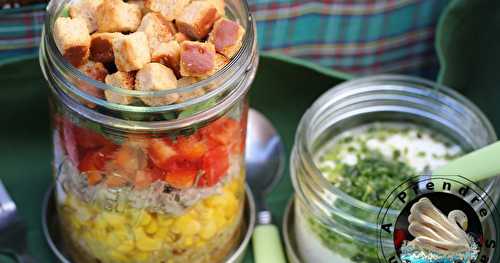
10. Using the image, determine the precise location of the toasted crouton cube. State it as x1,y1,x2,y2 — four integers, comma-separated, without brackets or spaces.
177,77,206,102
77,60,108,98
177,76,198,87
96,0,142,33
112,32,151,72
69,0,102,33
180,41,216,77
209,18,245,58
198,0,224,16
54,17,91,67
202,53,228,91
214,53,229,72
144,0,190,21
135,63,179,105
79,60,108,82
151,40,180,76
128,0,150,15
174,32,190,43
90,32,123,63
176,1,219,40
76,61,108,108
104,71,135,104
137,12,176,51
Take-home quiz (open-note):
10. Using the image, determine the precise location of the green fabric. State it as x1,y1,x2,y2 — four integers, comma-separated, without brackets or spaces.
0,55,346,262
0,59,54,262
436,0,500,133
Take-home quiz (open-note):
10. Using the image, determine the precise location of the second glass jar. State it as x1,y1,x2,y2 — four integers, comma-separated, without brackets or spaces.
290,75,499,263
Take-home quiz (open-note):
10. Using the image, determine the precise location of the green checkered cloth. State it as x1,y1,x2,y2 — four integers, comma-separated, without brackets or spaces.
0,4,45,66
250,0,450,78
0,0,449,78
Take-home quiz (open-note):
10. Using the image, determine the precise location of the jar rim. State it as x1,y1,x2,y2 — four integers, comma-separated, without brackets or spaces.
41,0,257,114
293,74,498,216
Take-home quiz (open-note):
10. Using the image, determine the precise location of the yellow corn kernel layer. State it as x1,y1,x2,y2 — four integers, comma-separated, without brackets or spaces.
59,173,245,263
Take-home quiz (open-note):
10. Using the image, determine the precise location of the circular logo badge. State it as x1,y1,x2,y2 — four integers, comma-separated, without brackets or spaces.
377,175,500,263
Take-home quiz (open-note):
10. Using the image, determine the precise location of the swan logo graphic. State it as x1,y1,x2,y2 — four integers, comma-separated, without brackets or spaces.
376,175,500,263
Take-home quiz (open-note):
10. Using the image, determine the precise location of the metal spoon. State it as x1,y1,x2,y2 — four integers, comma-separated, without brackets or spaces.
0,181,36,263
246,109,287,263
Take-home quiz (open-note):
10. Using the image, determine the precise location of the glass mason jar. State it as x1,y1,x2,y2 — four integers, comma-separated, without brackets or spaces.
290,75,499,263
39,0,258,262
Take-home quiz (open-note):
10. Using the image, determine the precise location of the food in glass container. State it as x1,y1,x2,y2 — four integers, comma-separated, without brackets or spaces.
44,0,254,262
53,0,245,103
50,89,248,263
89,32,124,63
318,123,462,207
296,123,463,263
68,0,103,33
290,76,498,263
208,18,245,58
53,17,92,67
54,114,247,263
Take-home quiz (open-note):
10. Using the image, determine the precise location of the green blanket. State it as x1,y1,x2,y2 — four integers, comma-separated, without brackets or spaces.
436,0,500,133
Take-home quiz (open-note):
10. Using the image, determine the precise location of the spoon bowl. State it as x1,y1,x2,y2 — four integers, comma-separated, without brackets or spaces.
246,109,285,211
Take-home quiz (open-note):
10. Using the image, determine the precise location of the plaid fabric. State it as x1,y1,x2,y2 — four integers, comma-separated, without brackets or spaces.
250,0,450,78
0,4,45,66
0,1,449,78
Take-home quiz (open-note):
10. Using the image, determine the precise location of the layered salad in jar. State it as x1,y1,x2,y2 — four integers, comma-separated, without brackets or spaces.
48,0,250,262
295,123,464,263
54,115,247,263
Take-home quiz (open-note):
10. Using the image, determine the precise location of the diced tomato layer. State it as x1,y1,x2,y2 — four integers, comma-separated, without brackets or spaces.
147,159,166,182
164,169,198,189
114,146,134,170
160,157,201,172
105,175,128,188
148,138,178,167
60,117,113,150
87,171,103,186
176,135,208,160
58,117,117,167
143,117,240,188
201,118,241,147
61,118,80,166
198,145,229,187
58,115,242,190
73,125,113,150
134,170,153,190
78,145,116,173
113,145,147,173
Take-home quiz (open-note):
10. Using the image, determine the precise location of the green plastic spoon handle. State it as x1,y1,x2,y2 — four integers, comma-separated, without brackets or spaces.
252,224,287,263
434,141,500,182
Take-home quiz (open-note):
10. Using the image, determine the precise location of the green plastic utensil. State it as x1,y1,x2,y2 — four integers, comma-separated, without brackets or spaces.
253,225,286,263
434,141,500,182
